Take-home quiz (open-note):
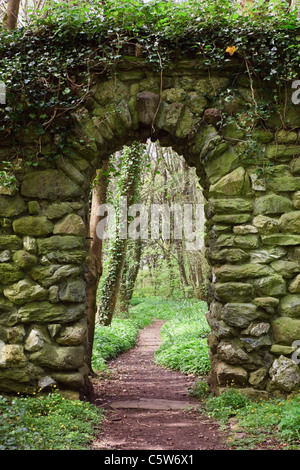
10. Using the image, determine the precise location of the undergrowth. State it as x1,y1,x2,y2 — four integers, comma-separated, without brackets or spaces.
92,296,211,376
204,388,300,450
0,391,104,450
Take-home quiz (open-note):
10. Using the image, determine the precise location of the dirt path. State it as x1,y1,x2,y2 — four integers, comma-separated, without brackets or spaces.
91,320,229,451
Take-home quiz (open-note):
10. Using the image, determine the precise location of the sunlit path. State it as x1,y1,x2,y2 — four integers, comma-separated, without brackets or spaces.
92,320,228,451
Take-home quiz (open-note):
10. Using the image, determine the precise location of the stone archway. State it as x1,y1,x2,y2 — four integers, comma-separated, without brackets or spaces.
1,58,300,399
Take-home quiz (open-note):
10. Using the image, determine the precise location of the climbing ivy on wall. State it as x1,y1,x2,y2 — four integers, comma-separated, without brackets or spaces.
0,0,300,170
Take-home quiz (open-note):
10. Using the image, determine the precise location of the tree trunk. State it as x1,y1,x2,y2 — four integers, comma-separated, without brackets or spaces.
3,0,20,30
118,238,142,313
85,160,109,371
97,143,144,326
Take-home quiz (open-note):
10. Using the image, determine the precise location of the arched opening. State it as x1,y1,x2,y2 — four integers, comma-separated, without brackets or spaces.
89,140,209,380
1,61,300,400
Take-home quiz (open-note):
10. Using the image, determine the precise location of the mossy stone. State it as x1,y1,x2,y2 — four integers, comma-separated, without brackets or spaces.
254,194,293,215
53,213,85,236
278,294,300,318
13,216,53,237
272,316,300,344
209,167,251,197
0,195,26,218
29,344,85,370
0,264,23,285
0,235,22,251
37,235,84,254
3,279,48,305
21,170,82,201
214,263,273,282
214,282,254,302
12,250,37,270
18,301,85,324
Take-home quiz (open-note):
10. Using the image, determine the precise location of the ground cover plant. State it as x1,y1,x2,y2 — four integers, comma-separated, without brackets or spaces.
153,299,211,375
92,296,211,375
0,391,104,450
204,388,300,449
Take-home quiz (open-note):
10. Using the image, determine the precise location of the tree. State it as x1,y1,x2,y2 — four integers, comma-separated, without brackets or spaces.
3,0,20,30
85,160,109,370
117,238,143,313
97,142,145,325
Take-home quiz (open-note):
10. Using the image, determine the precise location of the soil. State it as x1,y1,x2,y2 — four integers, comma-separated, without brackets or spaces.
91,320,230,451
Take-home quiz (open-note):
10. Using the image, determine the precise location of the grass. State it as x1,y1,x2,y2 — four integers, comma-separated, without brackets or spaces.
203,388,300,450
0,390,104,450
153,299,211,375
92,296,211,376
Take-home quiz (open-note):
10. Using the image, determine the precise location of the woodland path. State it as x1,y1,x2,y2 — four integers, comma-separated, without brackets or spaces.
91,320,229,451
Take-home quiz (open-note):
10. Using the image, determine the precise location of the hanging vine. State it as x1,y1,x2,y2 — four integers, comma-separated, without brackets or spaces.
0,0,299,175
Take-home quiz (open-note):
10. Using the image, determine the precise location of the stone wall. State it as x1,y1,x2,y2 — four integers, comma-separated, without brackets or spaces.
1,58,300,398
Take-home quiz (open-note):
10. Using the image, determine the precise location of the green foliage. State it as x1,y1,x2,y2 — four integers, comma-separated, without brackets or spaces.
92,296,210,374
206,389,251,421
154,299,211,375
188,379,210,399
0,392,104,450
0,161,18,190
97,142,146,325
0,0,299,168
205,390,300,449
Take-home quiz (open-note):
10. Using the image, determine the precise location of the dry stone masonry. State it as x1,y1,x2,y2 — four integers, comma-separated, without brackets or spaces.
1,57,300,399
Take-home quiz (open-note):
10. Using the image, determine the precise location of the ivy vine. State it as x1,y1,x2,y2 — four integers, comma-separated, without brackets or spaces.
0,0,299,174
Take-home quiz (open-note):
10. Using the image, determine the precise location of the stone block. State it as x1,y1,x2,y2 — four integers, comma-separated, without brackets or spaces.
3,279,48,305
288,274,300,293
250,247,286,264
18,301,86,324
279,211,300,234
30,264,82,288
30,344,85,370
272,316,300,344
209,167,251,197
53,213,85,236
214,282,254,303
58,278,86,303
278,294,300,317
0,264,23,285
271,260,300,278
12,250,37,270
0,235,22,251
21,170,83,200
254,275,286,297
269,355,300,392
221,303,260,328
261,233,300,246
214,263,273,282
252,215,279,234
0,342,27,368
37,235,84,254
215,362,248,386
210,198,253,214
13,216,53,237
0,195,26,218
254,194,293,215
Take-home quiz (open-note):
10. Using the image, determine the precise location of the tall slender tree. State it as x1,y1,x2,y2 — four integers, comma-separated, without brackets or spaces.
85,160,109,370
97,142,145,326
3,0,20,30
